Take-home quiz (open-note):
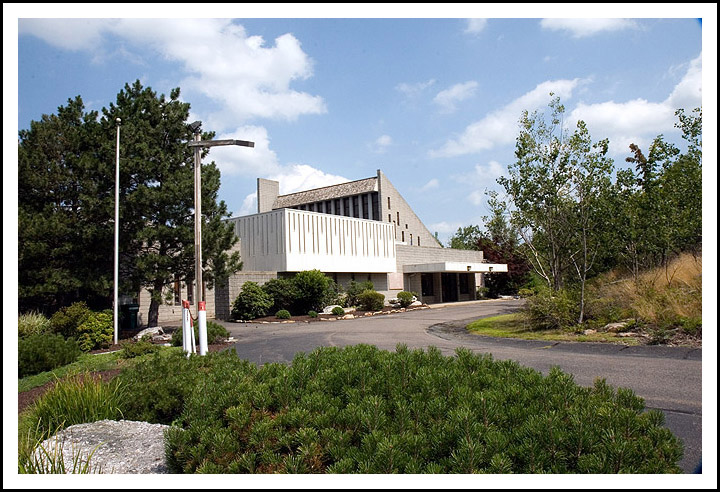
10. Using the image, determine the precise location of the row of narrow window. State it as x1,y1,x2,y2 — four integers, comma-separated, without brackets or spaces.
291,193,379,221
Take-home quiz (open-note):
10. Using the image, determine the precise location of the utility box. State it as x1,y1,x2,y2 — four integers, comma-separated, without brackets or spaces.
120,303,140,333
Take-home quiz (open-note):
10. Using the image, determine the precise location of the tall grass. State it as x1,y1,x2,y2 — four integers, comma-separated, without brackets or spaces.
24,372,126,443
18,421,103,474
18,311,52,338
587,253,702,333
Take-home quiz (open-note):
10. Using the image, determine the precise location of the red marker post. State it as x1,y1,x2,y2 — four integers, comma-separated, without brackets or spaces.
198,301,208,356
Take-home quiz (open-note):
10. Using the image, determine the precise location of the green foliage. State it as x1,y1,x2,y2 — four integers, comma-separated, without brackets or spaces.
331,306,345,316
517,288,535,298
120,338,160,359
276,310,292,320
19,312,52,338
357,290,385,312
476,287,491,299
171,320,230,347
343,280,374,308
18,334,82,378
524,288,579,331
114,346,682,473
262,278,300,314
396,291,416,308
25,372,125,441
447,225,482,250
76,310,113,352
232,282,274,320
49,302,92,339
292,270,338,314
308,311,319,318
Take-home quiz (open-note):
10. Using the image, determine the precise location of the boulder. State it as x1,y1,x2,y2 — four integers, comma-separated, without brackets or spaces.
133,327,164,340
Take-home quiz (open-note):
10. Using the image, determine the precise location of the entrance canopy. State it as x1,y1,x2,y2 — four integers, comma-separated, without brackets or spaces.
402,262,508,273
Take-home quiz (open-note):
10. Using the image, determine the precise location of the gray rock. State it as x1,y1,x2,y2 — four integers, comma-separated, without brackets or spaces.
36,420,173,474
133,327,164,340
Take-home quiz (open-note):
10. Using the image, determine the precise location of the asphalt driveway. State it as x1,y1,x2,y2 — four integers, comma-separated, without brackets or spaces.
214,299,703,474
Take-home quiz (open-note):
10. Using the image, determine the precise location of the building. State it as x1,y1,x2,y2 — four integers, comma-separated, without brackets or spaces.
139,169,507,324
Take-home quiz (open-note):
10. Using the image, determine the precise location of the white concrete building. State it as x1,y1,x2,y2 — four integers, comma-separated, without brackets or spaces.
139,170,507,324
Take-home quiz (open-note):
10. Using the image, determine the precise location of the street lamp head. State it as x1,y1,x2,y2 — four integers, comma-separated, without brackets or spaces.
116,117,121,125
188,120,202,133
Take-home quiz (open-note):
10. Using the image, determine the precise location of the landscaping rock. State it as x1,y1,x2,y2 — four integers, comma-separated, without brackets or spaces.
36,420,172,474
133,327,164,340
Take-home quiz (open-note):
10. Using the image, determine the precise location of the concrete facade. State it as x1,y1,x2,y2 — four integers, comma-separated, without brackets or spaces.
137,170,507,325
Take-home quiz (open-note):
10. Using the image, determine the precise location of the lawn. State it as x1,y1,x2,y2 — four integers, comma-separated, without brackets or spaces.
466,313,642,345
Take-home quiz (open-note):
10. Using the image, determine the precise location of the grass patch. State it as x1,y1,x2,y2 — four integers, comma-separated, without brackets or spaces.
466,313,641,345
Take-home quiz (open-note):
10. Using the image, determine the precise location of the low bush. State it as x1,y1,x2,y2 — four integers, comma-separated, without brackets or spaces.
344,280,374,308
113,345,682,473
517,288,535,298
357,289,385,312
18,333,82,378
308,310,318,318
18,312,52,338
171,320,230,347
396,291,416,308
524,288,579,331
76,310,113,352
292,270,338,314
331,306,345,316
120,338,160,359
262,278,300,314
49,302,92,339
232,282,274,321
276,310,291,320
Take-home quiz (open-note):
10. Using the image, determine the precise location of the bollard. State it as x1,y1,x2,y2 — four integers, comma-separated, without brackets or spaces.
181,300,191,356
198,301,208,356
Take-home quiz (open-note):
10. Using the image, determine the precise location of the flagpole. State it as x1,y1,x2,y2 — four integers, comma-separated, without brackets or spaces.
114,117,121,345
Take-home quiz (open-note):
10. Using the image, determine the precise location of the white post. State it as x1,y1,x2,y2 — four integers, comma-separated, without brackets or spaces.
181,299,191,355
193,131,204,354
113,118,121,346
198,301,208,356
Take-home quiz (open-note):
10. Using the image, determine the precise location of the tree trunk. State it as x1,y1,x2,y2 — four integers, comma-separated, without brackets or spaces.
146,278,165,328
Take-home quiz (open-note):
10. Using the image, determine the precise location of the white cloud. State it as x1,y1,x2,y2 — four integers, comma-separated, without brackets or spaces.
427,221,463,234
465,19,488,35
419,178,439,191
430,78,582,157
19,18,326,126
209,125,281,177
395,79,436,98
237,164,349,216
433,81,478,113
540,18,638,38
569,54,702,156
370,134,393,154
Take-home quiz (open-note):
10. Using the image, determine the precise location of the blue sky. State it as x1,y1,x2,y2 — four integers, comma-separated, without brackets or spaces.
7,5,715,247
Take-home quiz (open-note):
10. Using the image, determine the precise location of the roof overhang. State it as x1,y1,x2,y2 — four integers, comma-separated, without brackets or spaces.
402,262,508,273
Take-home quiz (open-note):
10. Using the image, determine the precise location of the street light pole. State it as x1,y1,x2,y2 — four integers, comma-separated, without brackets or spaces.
113,117,121,346
188,122,254,355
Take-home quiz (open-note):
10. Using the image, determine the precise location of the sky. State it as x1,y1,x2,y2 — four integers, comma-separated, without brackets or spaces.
8,4,716,247
4,5,718,488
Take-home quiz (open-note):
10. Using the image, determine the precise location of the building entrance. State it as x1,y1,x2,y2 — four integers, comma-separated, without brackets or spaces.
441,272,458,302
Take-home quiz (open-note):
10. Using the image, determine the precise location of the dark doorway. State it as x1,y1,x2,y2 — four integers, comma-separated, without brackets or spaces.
441,273,458,302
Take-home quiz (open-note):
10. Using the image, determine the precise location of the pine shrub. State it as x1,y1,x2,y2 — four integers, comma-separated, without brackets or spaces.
116,345,683,474
18,333,82,378
331,306,345,316
76,310,113,352
276,310,291,320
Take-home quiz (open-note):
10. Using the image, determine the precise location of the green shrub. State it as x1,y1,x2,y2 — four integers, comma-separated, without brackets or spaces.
262,278,301,314
331,306,345,316
292,270,338,314
76,310,113,352
19,312,52,338
396,291,416,308
524,288,579,331
357,289,385,311
276,309,291,320
120,338,160,359
517,288,535,298
231,282,274,320
476,286,491,299
18,333,82,378
116,345,684,473
171,320,230,347
49,302,92,339
308,310,318,318
344,280,374,308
